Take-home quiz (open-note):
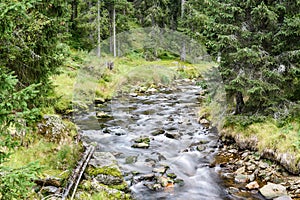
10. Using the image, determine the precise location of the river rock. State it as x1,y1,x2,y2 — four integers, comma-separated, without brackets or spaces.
89,152,117,168
138,173,155,181
125,156,137,164
259,183,287,199
95,97,105,104
96,111,111,119
158,176,170,187
151,129,165,136
228,187,239,194
199,118,210,128
95,174,123,185
247,164,257,171
91,178,128,198
131,143,149,149
129,93,138,97
165,132,180,139
274,196,292,200
145,183,162,191
41,186,60,194
146,88,158,94
134,136,150,144
235,174,249,183
153,167,167,174
246,181,260,190
235,166,246,174
167,173,177,179
196,145,206,151
259,162,269,169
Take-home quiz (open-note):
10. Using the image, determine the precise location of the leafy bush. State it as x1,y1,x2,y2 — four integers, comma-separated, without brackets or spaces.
224,115,267,128
0,162,41,199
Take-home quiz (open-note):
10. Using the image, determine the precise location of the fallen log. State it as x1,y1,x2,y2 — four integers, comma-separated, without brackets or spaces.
61,145,95,200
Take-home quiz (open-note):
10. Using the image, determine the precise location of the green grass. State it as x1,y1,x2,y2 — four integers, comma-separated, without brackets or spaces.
93,56,215,99
4,138,81,179
220,118,300,163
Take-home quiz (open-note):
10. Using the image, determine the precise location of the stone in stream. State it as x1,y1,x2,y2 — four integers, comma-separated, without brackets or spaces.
125,156,137,164
158,176,171,187
153,167,167,174
167,173,177,179
132,136,150,148
228,187,240,194
273,195,293,200
198,118,210,128
144,183,162,191
235,174,250,183
96,111,111,119
137,173,155,181
94,97,106,104
129,93,138,97
259,161,270,169
164,132,180,139
151,129,165,136
196,145,206,151
246,181,260,190
134,136,150,144
235,166,246,174
131,143,149,149
146,88,158,94
259,182,288,199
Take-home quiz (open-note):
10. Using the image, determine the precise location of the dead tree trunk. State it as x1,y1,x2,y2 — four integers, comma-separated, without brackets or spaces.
61,145,95,200
234,91,244,114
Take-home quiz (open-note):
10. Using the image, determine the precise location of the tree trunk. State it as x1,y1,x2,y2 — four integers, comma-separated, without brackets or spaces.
113,5,116,57
180,42,186,62
234,91,244,114
97,0,101,57
71,0,78,29
181,0,185,19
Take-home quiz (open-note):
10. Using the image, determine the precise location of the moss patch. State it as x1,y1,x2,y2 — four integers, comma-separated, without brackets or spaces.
86,165,122,178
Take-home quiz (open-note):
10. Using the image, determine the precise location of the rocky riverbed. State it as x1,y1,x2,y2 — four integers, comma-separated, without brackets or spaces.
74,78,300,200
213,138,300,200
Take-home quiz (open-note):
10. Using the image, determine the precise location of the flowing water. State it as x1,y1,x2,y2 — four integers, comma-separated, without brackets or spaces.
77,79,261,200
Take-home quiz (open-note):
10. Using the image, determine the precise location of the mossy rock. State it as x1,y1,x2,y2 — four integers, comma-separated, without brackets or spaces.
87,165,122,178
90,181,131,200
134,136,150,144
108,181,129,192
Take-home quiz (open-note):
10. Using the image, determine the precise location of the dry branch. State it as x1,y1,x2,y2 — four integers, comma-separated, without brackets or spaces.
61,145,95,200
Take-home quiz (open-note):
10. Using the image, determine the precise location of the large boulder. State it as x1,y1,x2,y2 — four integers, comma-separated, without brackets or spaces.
259,182,287,199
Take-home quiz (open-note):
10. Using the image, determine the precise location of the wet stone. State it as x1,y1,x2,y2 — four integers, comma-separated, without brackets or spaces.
235,174,249,183
274,195,293,200
95,174,123,185
196,145,206,151
96,111,111,119
246,181,260,190
138,173,155,181
165,132,180,139
125,156,138,164
167,173,177,179
228,187,239,194
151,129,165,136
259,162,270,169
153,167,166,174
131,143,149,149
